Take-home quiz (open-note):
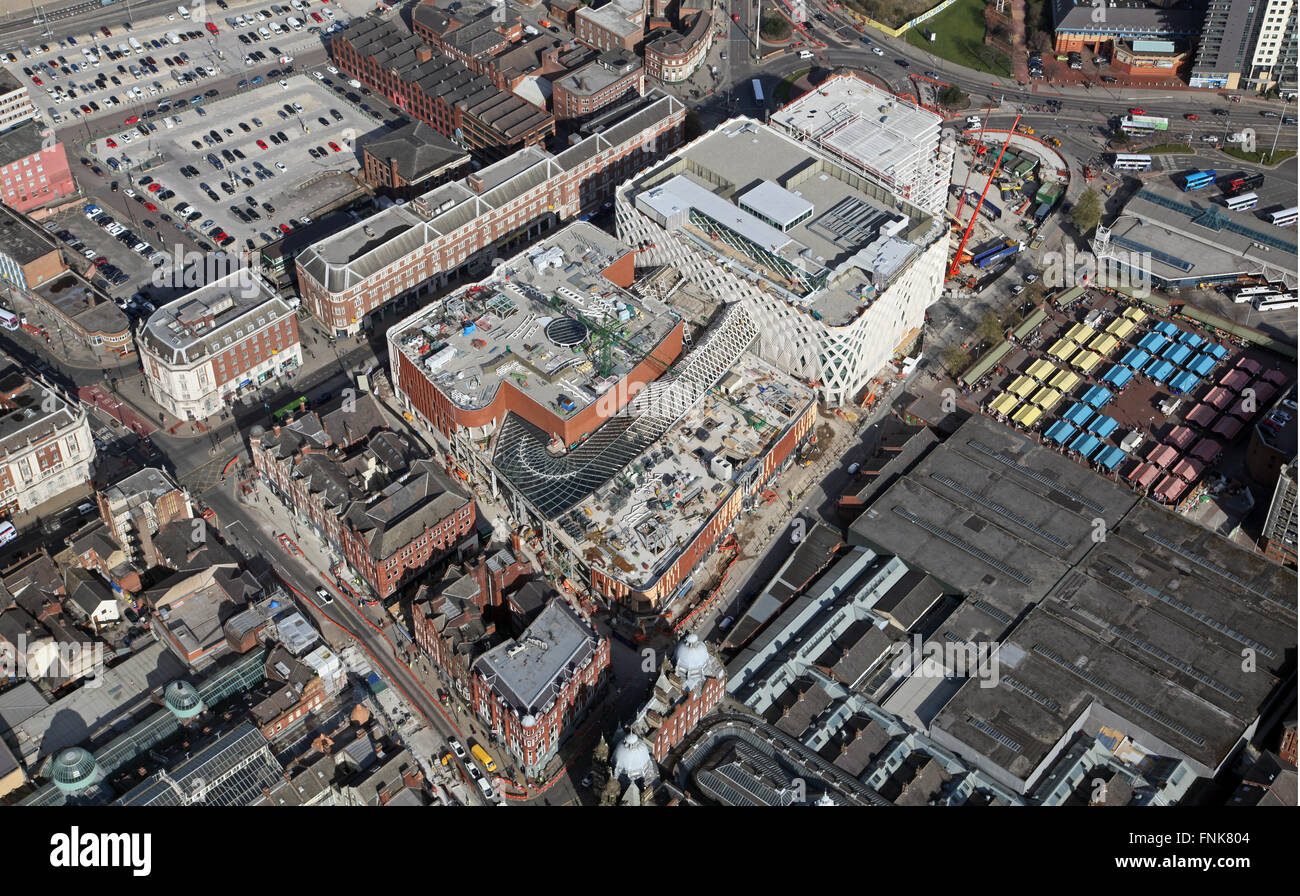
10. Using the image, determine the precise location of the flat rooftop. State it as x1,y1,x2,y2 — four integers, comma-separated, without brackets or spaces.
773,77,943,177
577,0,644,38
0,202,58,265
1104,187,1298,283
0,369,82,459
626,118,929,326
103,467,180,505
390,222,680,422
140,269,292,366
34,272,128,337
562,353,815,589
850,414,1139,619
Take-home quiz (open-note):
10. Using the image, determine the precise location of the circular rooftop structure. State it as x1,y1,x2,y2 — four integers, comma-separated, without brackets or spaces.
545,316,589,348
51,747,100,793
675,633,710,674
164,680,204,719
612,732,654,783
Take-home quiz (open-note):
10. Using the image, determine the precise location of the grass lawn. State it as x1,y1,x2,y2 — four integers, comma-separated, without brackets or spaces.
1222,146,1297,165
774,68,811,105
905,0,1011,78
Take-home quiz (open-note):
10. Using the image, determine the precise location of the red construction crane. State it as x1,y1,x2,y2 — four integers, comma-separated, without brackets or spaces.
947,113,1022,281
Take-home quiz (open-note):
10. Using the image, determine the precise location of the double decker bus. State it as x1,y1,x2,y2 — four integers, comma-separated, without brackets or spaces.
1268,206,1298,227
1223,172,1264,196
1223,191,1259,211
1178,170,1216,192
1112,153,1152,171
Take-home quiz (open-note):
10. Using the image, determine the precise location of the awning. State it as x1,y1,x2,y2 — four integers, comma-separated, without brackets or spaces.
1154,473,1190,503
1087,415,1119,439
1121,348,1151,369
1163,343,1193,366
1048,338,1075,360
1190,438,1222,462
1030,386,1064,412
1090,333,1120,356
1013,403,1045,428
1169,371,1199,395
1204,386,1234,409
1185,403,1218,428
1138,333,1169,354
1066,323,1097,344
1187,353,1217,376
1106,317,1137,340
1128,461,1162,487
1050,369,1081,392
1166,425,1197,450
1009,375,1037,399
1063,403,1095,426
1069,431,1102,459
1102,365,1133,388
989,392,1020,416
1235,357,1263,376
1211,415,1244,438
1081,385,1113,408
1123,306,1148,324
1026,358,1055,381
1075,350,1104,373
1144,359,1176,384
1095,445,1126,470
1179,331,1205,349
1171,456,1206,482
1045,420,1077,444
1219,369,1251,391
1147,444,1179,468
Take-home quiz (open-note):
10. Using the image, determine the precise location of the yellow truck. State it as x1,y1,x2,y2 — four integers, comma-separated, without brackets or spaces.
470,742,497,774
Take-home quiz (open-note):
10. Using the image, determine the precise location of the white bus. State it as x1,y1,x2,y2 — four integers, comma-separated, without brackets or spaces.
1254,294,1299,311
1113,153,1152,171
1224,191,1259,211
1268,206,1298,227
1234,285,1279,304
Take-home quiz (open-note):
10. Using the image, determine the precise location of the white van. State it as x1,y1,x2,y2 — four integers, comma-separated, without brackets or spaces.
287,17,304,30
269,21,284,33
259,26,272,38
0,308,18,330
966,116,982,127
798,50,814,60
178,5,191,19
167,31,182,44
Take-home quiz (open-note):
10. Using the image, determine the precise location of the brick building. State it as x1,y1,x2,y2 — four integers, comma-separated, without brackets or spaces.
575,0,644,52
138,269,302,421
0,122,77,215
643,8,713,83
471,597,609,777
358,121,471,199
250,394,477,598
629,633,727,762
552,50,644,119
295,90,684,337
0,202,67,292
330,17,554,160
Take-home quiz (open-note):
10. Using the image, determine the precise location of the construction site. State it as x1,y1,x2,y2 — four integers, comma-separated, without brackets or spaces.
944,119,1070,292
387,223,685,447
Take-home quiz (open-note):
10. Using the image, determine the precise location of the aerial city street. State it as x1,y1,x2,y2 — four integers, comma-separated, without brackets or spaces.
0,0,1296,819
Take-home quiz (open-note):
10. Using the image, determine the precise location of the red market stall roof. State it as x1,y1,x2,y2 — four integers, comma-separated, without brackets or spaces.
1185,403,1218,428
1154,474,1190,503
1190,438,1222,462
1211,415,1244,439
1172,456,1207,482
1128,462,1162,488
1166,425,1197,450
1219,369,1252,391
1148,444,1180,468
1204,386,1235,409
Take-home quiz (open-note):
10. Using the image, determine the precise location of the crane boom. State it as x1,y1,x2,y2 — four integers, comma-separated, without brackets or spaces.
947,113,1022,281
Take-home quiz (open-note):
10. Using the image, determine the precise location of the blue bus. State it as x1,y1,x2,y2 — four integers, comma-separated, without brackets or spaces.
1179,170,1216,192
752,78,764,106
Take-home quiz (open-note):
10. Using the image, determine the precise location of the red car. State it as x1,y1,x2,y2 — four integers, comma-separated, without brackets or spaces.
1128,107,1145,115
278,223,291,233
328,141,341,152
1184,113,1200,120
256,138,268,149
124,114,139,124
106,137,118,147
311,11,323,21
206,22,219,34
101,26,112,37
144,202,157,211
92,257,108,267
732,13,739,21
147,183,162,192
31,76,41,85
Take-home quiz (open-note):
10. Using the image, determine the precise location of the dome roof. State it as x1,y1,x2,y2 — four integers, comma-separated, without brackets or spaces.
674,632,710,676
350,705,371,725
522,714,537,728
164,680,204,719
612,732,654,783
51,747,100,793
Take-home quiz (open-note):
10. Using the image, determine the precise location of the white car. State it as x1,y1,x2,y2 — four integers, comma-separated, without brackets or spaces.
872,47,885,56
275,161,287,170
448,737,468,760
313,70,324,79
123,187,136,197
348,79,361,89
314,586,333,604
326,65,338,74
279,79,288,89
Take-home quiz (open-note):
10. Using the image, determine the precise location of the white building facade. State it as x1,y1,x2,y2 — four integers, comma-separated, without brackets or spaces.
616,114,949,407
0,375,94,516
138,270,302,420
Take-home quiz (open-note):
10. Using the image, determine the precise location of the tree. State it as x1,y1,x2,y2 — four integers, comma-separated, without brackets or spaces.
761,16,791,41
1071,188,1104,235
942,345,971,377
938,85,968,107
1110,131,1131,147
976,311,1004,346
